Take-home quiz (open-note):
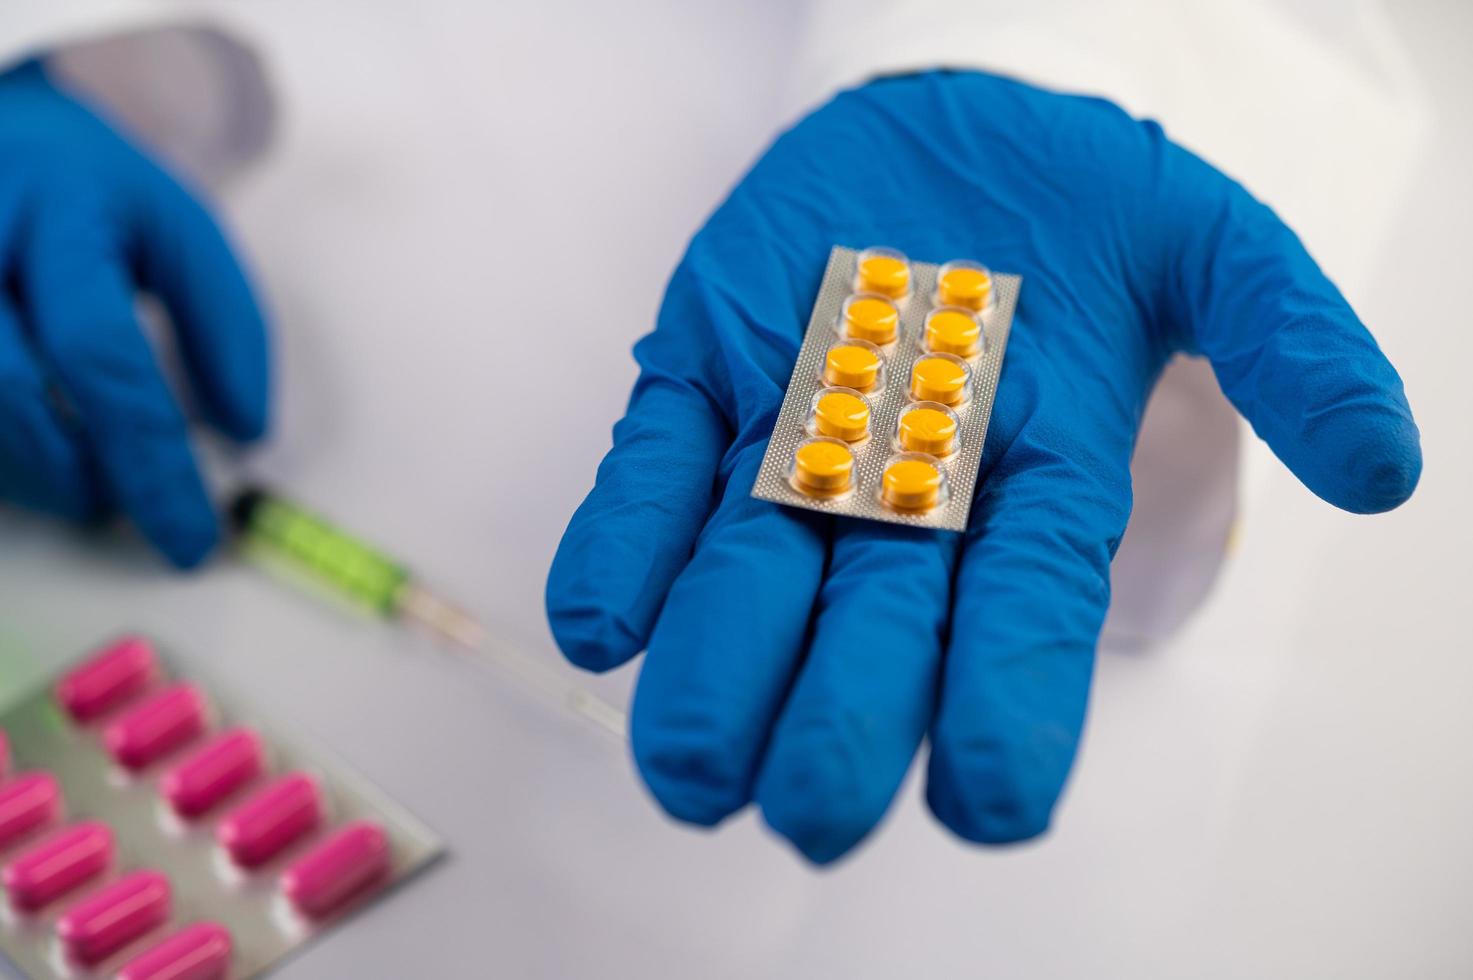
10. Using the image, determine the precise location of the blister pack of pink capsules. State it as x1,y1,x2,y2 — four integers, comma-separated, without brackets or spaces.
0,636,443,979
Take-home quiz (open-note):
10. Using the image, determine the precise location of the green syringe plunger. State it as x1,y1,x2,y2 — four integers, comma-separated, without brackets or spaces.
230,487,410,615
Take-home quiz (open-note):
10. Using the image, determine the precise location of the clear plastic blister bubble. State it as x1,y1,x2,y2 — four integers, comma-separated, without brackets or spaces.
807,387,873,444
752,245,1019,531
896,402,961,458
934,259,995,313
853,247,912,300
820,338,886,394
922,306,985,359
788,436,858,500
909,351,972,407
839,293,901,347
880,452,951,514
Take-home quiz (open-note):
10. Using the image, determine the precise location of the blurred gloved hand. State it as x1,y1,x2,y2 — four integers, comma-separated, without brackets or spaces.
547,72,1421,863
0,59,268,567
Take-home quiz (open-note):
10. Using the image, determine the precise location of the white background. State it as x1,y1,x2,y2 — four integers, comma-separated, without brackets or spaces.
1,1,1469,977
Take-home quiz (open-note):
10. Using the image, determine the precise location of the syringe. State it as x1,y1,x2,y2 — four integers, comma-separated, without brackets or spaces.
228,486,626,739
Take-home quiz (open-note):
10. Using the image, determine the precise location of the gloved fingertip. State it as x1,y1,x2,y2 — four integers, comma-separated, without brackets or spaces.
119,460,222,570
213,338,271,445
1281,401,1424,515
544,515,665,673
631,714,749,828
1333,416,1422,515
757,737,871,866
767,826,852,867
925,779,1053,846
925,742,1058,847
544,592,642,673
153,513,221,570
213,394,270,445
641,786,731,828
126,480,220,569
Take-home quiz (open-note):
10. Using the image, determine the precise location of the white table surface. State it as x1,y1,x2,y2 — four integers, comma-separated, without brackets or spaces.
1,2,1470,977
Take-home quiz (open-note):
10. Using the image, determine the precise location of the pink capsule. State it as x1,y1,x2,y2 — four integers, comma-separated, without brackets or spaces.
103,683,207,770
116,922,232,980
3,820,113,910
282,820,391,917
57,869,171,964
160,728,264,818
216,773,322,868
55,636,159,721
0,772,62,848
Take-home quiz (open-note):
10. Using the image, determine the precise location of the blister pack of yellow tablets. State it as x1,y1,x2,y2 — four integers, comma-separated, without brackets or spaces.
751,246,1018,531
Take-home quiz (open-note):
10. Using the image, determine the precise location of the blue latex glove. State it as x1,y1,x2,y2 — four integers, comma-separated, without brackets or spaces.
547,72,1421,863
0,60,269,567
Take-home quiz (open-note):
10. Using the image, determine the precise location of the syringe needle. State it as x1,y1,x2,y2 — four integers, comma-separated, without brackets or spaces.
230,486,627,740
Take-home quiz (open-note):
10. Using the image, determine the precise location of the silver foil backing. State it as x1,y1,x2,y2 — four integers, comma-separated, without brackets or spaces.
752,246,1018,531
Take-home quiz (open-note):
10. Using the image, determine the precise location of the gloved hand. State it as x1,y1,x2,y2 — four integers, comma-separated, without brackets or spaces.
0,59,268,567
546,71,1421,863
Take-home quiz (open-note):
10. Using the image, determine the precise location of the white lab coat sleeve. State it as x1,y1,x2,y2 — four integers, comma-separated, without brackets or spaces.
0,3,273,188
784,0,1432,647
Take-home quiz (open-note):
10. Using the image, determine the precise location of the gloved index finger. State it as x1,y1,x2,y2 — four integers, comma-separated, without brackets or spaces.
128,169,271,444
546,294,733,673
18,194,218,567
